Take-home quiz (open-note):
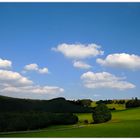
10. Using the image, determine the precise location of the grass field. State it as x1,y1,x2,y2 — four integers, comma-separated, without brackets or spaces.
0,107,140,137
107,103,125,110
91,102,126,110
75,113,93,124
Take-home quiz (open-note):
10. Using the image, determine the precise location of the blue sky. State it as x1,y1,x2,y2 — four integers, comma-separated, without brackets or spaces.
0,3,140,100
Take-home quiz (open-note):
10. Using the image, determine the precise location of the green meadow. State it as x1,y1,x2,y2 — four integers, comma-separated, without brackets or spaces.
91,101,126,110
1,107,140,137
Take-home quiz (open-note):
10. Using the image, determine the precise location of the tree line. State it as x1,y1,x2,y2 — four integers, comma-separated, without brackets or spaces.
0,96,93,113
126,97,140,108
0,112,78,132
96,99,125,105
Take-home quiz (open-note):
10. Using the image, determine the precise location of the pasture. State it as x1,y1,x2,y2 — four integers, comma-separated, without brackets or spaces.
91,101,126,110
1,107,140,137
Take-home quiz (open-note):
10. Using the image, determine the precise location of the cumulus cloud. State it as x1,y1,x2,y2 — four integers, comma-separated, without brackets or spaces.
0,69,64,98
73,61,92,69
52,43,104,59
24,63,38,71
0,69,33,87
24,63,49,74
38,68,49,74
1,85,64,95
97,53,140,70
81,71,135,90
0,58,12,69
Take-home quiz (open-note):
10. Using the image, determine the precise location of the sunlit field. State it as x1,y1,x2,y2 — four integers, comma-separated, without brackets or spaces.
1,107,140,137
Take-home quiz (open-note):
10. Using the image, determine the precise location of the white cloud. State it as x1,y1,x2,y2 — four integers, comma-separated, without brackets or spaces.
24,63,38,71
52,43,104,59
2,85,64,95
38,68,49,74
0,69,33,87
81,71,135,90
97,53,140,70
0,58,12,69
0,69,64,98
73,61,92,69
24,63,49,74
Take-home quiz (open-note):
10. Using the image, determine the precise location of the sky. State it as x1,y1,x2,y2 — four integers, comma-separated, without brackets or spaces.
0,2,140,100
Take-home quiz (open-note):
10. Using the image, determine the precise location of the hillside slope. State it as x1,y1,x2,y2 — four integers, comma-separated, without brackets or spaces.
0,95,92,113
1,107,140,137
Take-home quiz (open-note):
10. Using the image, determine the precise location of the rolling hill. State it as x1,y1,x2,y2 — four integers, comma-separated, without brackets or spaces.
0,95,92,113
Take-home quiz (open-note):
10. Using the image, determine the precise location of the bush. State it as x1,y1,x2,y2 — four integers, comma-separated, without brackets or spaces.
92,104,112,124
84,120,88,124
77,99,92,107
110,107,116,111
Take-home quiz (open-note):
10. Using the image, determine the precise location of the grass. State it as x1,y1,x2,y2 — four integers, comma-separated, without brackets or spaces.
1,107,140,137
91,102,126,110
75,113,93,124
107,103,125,110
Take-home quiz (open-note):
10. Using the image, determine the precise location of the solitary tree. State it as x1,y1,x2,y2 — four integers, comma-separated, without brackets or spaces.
92,103,112,124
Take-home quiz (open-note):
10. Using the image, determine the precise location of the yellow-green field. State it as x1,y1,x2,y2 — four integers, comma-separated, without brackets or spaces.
91,102,126,110
75,113,93,124
1,107,140,137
